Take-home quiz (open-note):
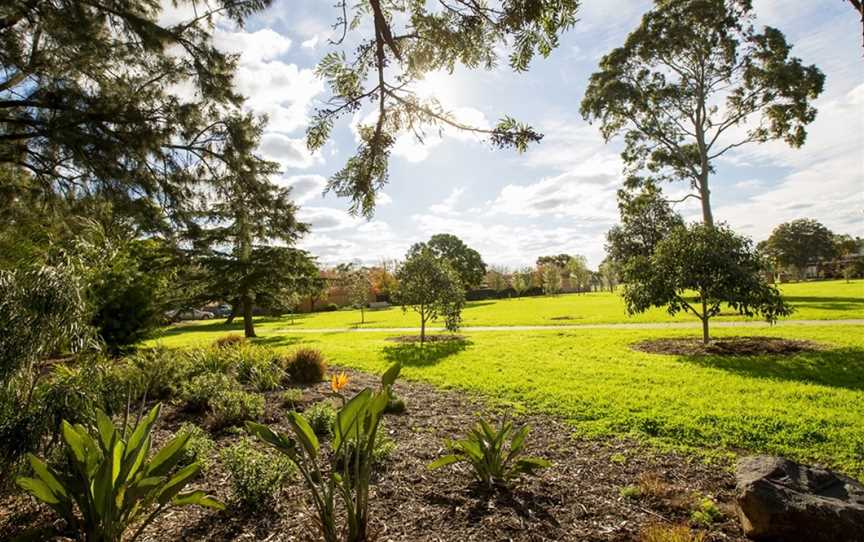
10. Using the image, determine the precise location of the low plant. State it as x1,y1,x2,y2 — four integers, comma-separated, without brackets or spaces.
246,362,402,542
236,350,284,392
214,334,245,348
16,405,222,541
690,496,722,526
220,437,294,510
281,388,304,408
211,390,265,428
286,348,327,383
180,372,237,412
384,392,406,414
126,347,185,400
429,418,551,490
620,485,642,499
177,422,215,471
639,523,706,542
304,401,337,437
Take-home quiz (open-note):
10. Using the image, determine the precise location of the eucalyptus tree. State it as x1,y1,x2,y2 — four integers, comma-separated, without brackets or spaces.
581,0,825,227
0,0,272,230
307,0,580,216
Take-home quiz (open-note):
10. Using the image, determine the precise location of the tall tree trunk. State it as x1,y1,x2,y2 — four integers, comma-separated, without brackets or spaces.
420,306,426,344
225,302,237,325
360,306,365,324
238,209,255,337
698,174,714,228
242,292,255,338
700,294,710,344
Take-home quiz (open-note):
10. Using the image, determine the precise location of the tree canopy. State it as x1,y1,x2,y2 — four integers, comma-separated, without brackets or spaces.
605,183,684,266
395,249,465,343
307,0,580,216
624,222,791,343
409,233,486,290
760,218,837,279
1,0,272,231
581,0,824,227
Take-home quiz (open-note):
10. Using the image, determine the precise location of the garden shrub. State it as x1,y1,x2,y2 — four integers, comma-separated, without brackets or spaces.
178,422,216,471
181,372,238,412
234,345,283,391
286,348,327,383
281,388,303,408
184,347,237,378
211,390,265,428
639,523,706,542
126,347,187,399
324,303,339,311
220,437,294,510
690,497,722,526
214,334,245,348
385,393,406,414
340,430,396,474
303,401,336,436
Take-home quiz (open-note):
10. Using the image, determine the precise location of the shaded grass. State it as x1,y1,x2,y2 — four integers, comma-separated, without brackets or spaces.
160,279,864,333
154,323,864,478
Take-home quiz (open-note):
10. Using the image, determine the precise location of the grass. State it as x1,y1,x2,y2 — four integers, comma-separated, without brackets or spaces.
160,279,864,335
153,323,864,478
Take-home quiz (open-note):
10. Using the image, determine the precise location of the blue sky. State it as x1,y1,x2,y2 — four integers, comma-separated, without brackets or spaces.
165,0,863,269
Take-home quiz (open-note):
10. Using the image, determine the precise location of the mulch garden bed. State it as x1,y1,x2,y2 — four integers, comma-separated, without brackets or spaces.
632,336,824,356
0,368,748,541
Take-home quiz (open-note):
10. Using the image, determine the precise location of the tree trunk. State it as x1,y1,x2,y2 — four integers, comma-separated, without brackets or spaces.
420,306,426,344
700,294,710,344
225,303,237,325
238,209,255,337
360,306,365,324
242,292,256,338
698,172,714,228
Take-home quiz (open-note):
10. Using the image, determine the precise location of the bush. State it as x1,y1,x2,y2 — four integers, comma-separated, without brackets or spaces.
184,347,237,378
690,497,722,526
214,334,245,348
286,348,327,383
324,303,339,311
303,401,336,436
211,390,265,428
281,388,303,408
126,347,186,399
178,422,216,471
181,372,238,412
340,430,396,474
220,437,294,510
234,345,284,391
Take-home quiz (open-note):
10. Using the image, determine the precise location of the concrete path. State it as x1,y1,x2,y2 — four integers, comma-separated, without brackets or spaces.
275,319,864,334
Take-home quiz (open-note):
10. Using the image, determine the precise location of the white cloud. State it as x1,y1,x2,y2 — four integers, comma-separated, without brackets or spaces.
389,107,490,162
297,206,363,232
429,188,465,215
377,192,393,206
213,28,292,62
260,133,319,169
301,35,319,49
281,174,327,203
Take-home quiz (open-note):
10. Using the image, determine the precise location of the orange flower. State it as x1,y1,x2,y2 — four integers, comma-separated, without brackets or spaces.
330,372,349,393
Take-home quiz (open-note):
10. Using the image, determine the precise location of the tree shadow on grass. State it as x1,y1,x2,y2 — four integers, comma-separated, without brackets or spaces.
382,338,471,367
782,295,864,313
250,335,315,349
676,346,864,391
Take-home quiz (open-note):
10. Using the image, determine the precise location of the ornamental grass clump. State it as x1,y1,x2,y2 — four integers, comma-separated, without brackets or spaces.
246,362,402,542
429,418,551,490
16,404,222,541
285,348,328,383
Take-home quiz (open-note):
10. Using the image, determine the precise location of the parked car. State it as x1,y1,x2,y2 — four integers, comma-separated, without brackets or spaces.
211,304,233,317
165,308,215,322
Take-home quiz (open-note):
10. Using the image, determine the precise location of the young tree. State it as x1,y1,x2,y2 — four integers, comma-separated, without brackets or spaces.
395,250,465,344
343,268,372,324
624,223,791,344
606,184,685,266
762,219,837,280
565,255,591,293
1,1,273,231
597,257,620,293
307,0,580,215
409,234,486,290
511,269,533,298
540,265,562,296
581,0,824,228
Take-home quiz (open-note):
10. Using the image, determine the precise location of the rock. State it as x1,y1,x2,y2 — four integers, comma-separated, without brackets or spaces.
735,455,864,541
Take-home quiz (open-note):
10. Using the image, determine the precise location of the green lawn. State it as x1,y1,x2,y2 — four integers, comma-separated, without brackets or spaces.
165,279,863,334
153,323,864,478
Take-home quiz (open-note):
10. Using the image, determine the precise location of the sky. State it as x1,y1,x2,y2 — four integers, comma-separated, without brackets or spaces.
166,0,863,269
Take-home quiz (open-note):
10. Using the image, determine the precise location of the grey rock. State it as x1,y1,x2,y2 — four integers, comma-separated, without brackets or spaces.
735,455,864,541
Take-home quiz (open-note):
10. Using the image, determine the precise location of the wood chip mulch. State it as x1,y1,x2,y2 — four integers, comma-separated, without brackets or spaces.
631,336,824,356
0,368,748,541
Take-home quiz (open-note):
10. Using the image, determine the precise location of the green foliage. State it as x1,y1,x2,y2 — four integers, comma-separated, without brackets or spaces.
619,485,642,499
640,524,706,542
246,362,402,542
16,405,222,541
409,234,487,290
540,265,562,296
396,248,466,342
220,437,294,510
385,394,407,415
233,345,284,392
177,423,215,472
181,373,239,413
761,219,837,278
429,418,550,489
306,0,578,216
606,184,685,266
690,497,723,526
281,388,304,408
211,390,265,428
126,347,187,400
581,0,824,226
624,223,793,342
304,401,337,437
286,348,328,383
